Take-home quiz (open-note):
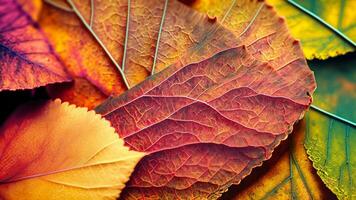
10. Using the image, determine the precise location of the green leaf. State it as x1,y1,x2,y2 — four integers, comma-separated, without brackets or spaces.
290,0,356,47
267,0,356,59
305,53,356,200
218,121,336,200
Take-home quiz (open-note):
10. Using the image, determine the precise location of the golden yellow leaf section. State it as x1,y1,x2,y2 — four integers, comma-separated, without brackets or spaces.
0,100,144,200
267,0,356,59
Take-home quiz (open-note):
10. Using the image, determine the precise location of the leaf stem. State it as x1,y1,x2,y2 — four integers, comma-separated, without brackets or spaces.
310,104,356,127
90,0,94,27
66,0,130,89
44,0,73,12
288,0,356,48
151,0,168,75
121,0,130,73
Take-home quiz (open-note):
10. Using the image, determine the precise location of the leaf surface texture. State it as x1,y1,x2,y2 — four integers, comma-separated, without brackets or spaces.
0,100,144,200
96,46,315,199
40,0,237,109
227,121,336,200
266,0,356,59
0,0,70,91
305,54,356,200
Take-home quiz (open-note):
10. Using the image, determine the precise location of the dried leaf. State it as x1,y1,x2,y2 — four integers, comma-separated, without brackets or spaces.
189,0,356,60
266,0,356,60
305,54,356,200
96,46,315,199
227,120,336,200
0,100,144,199
40,1,127,105
40,0,237,109
189,0,305,72
0,0,70,91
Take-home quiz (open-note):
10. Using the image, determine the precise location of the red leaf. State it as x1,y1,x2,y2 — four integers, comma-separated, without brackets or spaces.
96,46,316,199
0,0,70,91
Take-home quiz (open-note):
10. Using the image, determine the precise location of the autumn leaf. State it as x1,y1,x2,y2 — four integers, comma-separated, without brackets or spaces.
43,0,69,11
0,100,144,199
18,0,42,20
266,0,356,60
187,0,306,73
39,0,237,109
95,46,316,199
222,120,336,200
188,0,356,60
0,0,70,91
187,0,356,198
305,54,356,200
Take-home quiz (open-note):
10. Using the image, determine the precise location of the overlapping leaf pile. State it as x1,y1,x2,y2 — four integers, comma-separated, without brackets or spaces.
96,45,314,198
193,0,355,199
39,0,315,198
0,0,354,199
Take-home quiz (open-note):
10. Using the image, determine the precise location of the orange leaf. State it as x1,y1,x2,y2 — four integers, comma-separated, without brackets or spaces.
39,2,127,106
39,0,237,109
47,78,108,110
18,0,42,20
96,46,316,199
0,100,144,199
0,0,70,91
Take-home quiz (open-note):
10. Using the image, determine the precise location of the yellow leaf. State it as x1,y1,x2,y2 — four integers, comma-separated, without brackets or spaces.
266,0,356,59
190,0,356,60
189,0,307,70
0,100,144,200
